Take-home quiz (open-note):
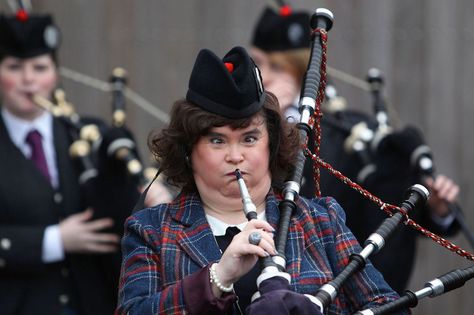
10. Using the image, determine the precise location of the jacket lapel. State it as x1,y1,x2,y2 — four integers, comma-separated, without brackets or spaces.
172,193,222,268
0,112,54,190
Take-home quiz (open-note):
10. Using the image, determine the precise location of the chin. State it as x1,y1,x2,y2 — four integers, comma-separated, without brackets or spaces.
224,190,241,199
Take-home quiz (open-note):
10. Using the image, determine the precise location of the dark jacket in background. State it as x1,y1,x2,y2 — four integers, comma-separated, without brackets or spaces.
0,113,139,315
300,110,458,293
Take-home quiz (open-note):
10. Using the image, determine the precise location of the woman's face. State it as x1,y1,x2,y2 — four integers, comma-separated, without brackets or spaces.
250,47,299,111
251,47,282,86
0,54,57,120
191,115,272,211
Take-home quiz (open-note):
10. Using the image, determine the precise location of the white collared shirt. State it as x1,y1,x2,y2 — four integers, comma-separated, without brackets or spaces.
2,107,59,188
1,107,64,263
206,211,267,236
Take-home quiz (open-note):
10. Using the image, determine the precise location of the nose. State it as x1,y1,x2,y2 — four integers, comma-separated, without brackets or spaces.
225,144,244,164
22,65,36,84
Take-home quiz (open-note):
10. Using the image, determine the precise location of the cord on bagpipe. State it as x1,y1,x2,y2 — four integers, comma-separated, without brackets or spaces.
307,135,474,312
309,151,474,262
370,117,474,251
240,5,474,315
322,64,474,254
351,67,474,251
303,87,474,313
312,182,430,312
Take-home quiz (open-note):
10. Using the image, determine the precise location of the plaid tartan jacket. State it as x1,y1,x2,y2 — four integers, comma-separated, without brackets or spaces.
116,191,406,315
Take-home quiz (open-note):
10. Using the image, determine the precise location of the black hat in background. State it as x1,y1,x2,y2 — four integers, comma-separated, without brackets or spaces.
186,46,265,119
0,11,60,59
252,6,310,52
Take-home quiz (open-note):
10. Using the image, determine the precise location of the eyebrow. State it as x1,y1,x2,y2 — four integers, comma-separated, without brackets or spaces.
206,128,262,137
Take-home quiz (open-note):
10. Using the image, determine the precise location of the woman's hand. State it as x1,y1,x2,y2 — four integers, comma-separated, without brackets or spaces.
425,174,460,217
59,208,120,253
212,219,277,295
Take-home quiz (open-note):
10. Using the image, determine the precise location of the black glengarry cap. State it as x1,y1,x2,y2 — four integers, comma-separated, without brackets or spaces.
186,46,265,119
0,13,60,59
252,6,310,52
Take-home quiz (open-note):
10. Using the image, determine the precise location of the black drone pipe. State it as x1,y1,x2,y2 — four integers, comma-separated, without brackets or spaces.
107,68,149,187
366,69,393,156
355,265,474,314
313,184,430,312
102,127,148,187
366,68,389,131
261,5,334,278
110,67,128,128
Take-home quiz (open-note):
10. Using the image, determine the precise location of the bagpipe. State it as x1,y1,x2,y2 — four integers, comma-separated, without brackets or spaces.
320,52,474,253
365,82,474,250
332,64,474,251
33,90,100,187
237,7,474,315
356,264,474,314
32,67,162,290
45,63,174,211
33,68,156,193
105,67,155,188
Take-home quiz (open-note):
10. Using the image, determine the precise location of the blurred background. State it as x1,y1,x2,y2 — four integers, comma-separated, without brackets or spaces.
3,0,473,313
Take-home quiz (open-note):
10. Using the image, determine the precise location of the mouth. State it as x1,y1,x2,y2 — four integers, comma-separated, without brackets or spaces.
21,92,36,100
226,170,247,177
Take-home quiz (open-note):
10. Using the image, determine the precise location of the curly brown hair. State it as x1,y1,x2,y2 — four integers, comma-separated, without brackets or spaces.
148,92,301,192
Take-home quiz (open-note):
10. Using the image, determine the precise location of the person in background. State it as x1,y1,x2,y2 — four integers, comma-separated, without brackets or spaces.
0,9,139,314
250,4,460,293
116,46,407,315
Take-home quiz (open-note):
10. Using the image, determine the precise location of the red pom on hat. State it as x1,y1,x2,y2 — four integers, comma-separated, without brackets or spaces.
279,5,292,17
224,62,234,73
16,9,29,22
